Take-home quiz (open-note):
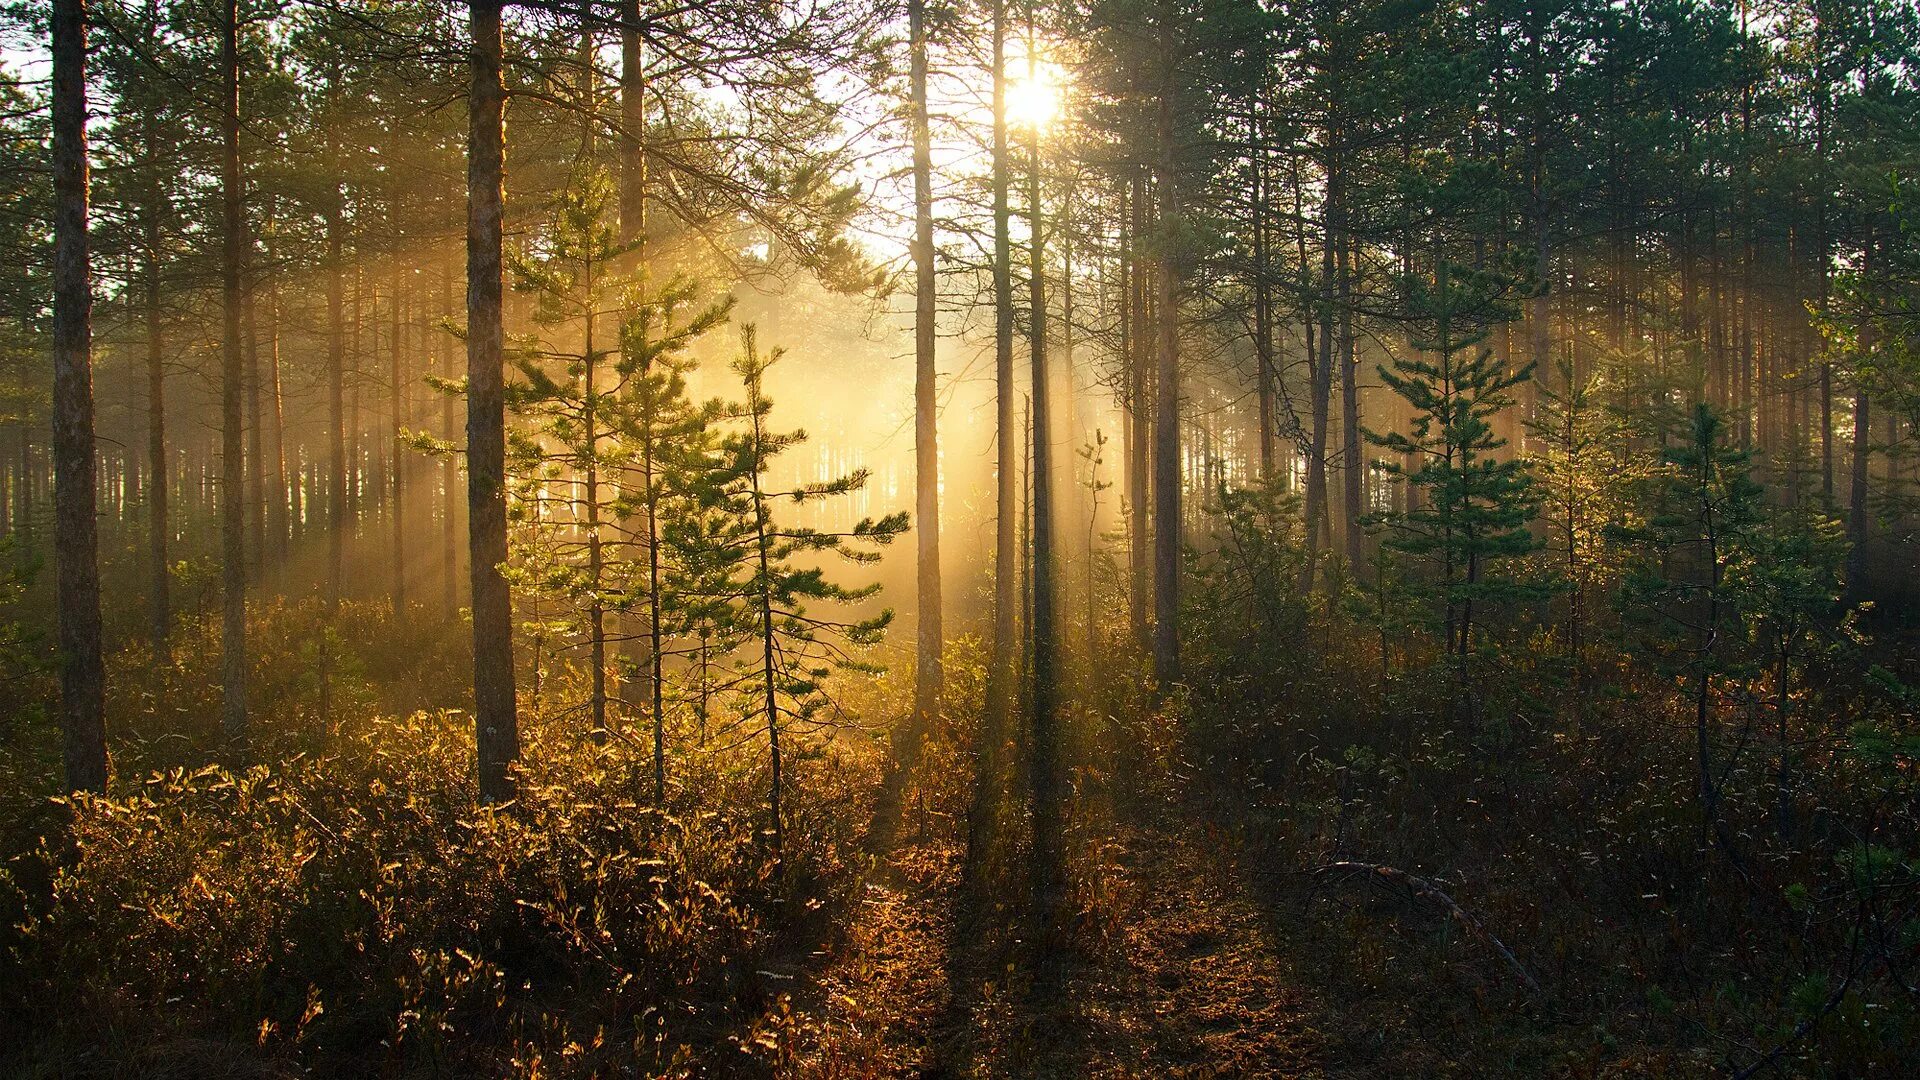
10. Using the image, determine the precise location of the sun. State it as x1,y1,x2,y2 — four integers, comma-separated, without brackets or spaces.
1006,59,1065,132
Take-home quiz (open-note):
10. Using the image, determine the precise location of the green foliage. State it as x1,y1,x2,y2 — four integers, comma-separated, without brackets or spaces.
1611,404,1764,679
709,328,907,747
1525,360,1642,657
1190,473,1309,653
1368,262,1546,656
501,161,730,642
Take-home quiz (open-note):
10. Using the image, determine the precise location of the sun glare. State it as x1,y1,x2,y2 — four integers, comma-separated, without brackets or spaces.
1006,59,1065,132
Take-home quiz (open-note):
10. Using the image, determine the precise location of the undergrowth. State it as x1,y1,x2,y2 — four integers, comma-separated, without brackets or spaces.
0,599,880,1079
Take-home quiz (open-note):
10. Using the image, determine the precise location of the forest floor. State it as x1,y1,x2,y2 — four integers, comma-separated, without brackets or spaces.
773,779,1330,1078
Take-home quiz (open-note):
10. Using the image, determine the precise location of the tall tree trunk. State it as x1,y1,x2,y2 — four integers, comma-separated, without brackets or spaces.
144,212,169,656
11,425,28,552
1737,9,1755,450
1126,169,1150,652
325,111,346,613
618,0,647,246
1024,37,1061,912
349,270,363,530
1845,385,1870,584
219,0,248,742
743,354,783,857
618,0,652,704
643,428,666,799
968,0,1017,878
1150,56,1180,689
1338,228,1362,573
586,333,607,744
988,0,1017,717
391,267,407,615
1251,105,1276,480
52,0,106,792
908,0,942,753
264,216,288,567
1304,279,1333,588
441,261,458,614
469,0,519,803
246,224,265,585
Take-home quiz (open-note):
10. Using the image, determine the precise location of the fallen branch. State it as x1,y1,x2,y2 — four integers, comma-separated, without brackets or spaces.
1314,860,1543,996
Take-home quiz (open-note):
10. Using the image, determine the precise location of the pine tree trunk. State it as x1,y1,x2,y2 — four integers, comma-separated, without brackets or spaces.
52,0,106,792
144,213,170,656
246,225,265,585
908,0,942,750
1025,49,1061,910
1304,221,1334,593
1127,170,1151,652
264,226,288,568
619,0,647,247
988,0,1017,715
618,0,651,691
583,263,606,743
1846,385,1870,584
645,442,666,800
968,0,1017,879
391,268,406,615
441,262,458,614
1150,61,1180,689
1338,226,1362,574
325,121,346,613
1250,104,1276,481
219,0,248,742
746,362,783,857
469,0,519,804
350,269,363,531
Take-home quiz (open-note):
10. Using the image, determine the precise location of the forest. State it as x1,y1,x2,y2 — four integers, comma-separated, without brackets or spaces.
1,0,1918,1074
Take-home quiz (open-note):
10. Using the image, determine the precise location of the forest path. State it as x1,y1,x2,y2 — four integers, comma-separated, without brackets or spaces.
782,796,1326,1078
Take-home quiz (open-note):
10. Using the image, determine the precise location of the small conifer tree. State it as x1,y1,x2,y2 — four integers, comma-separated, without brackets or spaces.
499,159,729,752
1611,404,1764,847
705,327,907,855
1368,262,1544,662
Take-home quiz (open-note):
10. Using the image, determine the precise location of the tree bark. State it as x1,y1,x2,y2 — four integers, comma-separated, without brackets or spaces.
908,0,942,752
1025,36,1061,911
1150,52,1180,689
144,206,169,656
1338,228,1362,573
1127,169,1151,652
391,267,407,615
441,261,458,613
245,230,265,585
219,0,248,742
264,214,288,567
325,87,346,614
52,0,107,792
988,0,1017,717
619,0,647,246
469,0,519,803
1250,104,1276,480
968,0,1017,879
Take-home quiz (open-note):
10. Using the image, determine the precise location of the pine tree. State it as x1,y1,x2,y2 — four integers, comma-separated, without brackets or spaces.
1733,496,1849,840
714,327,906,856
1611,404,1763,848
1368,263,1543,662
1525,360,1637,676
502,159,631,743
502,159,730,755
611,270,731,803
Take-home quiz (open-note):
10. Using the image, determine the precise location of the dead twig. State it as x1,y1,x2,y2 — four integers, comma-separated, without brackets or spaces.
1313,860,1543,997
